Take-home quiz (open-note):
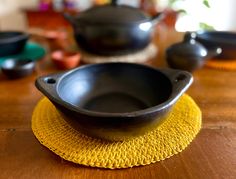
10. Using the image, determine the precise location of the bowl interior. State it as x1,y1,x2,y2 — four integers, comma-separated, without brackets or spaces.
58,63,172,113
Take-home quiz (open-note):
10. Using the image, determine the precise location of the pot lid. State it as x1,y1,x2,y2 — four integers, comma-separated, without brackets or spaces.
76,2,150,24
167,33,208,58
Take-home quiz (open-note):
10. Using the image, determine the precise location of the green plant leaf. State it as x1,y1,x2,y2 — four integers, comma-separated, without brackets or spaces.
199,22,214,30
177,9,187,14
203,0,210,8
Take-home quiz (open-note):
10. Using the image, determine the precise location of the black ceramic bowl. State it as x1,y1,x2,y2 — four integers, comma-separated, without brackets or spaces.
0,31,29,57
35,63,193,141
1,58,35,79
194,31,236,59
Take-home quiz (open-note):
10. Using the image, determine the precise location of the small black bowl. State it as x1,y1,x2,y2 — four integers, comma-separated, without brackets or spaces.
195,31,236,59
35,63,193,141
1,58,35,79
0,31,29,57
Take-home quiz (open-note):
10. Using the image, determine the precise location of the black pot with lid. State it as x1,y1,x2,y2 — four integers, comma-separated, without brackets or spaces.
64,0,164,56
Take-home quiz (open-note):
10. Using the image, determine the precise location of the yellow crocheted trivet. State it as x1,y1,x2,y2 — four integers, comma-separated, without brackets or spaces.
206,58,236,71
32,94,201,169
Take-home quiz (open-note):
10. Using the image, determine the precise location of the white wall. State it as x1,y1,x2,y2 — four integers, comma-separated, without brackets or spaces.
0,0,38,31
210,0,236,31
159,0,236,31
0,0,39,10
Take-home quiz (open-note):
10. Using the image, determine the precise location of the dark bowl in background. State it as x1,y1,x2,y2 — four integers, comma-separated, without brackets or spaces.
1,58,35,79
0,31,29,57
195,31,236,59
35,62,192,141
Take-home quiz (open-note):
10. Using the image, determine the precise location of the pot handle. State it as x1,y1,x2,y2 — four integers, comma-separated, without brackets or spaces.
35,73,64,102
150,12,165,26
161,68,193,99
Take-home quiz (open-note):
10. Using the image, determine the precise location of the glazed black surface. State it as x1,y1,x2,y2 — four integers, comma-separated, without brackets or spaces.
195,31,236,59
0,32,29,57
35,63,192,141
58,63,172,112
166,32,221,72
73,25,152,56
1,58,35,79
64,1,163,55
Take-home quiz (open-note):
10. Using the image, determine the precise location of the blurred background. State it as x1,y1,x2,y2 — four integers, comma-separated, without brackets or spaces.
0,0,236,32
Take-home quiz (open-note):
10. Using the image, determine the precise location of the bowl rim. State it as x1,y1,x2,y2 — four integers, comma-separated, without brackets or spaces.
1,58,35,71
0,31,29,44
37,62,193,118
196,30,236,46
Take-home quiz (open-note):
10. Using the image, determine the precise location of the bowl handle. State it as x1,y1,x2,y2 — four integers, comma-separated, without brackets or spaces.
35,73,64,102
161,68,193,100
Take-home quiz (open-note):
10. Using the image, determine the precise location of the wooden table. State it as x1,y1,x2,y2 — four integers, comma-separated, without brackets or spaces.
0,14,236,178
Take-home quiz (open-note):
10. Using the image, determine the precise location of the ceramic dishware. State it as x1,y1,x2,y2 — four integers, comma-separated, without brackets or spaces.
194,31,236,59
1,58,35,79
0,31,29,57
35,62,192,141
51,50,81,70
166,32,222,72
64,0,164,55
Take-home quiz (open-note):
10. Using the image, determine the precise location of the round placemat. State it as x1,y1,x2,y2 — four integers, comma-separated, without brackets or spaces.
0,42,46,65
81,43,157,64
206,58,236,71
32,94,201,169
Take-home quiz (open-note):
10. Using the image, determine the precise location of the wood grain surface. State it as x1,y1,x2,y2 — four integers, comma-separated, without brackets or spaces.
0,12,235,179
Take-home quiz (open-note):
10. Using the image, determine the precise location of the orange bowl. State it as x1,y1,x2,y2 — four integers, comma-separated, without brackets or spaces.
51,50,81,70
